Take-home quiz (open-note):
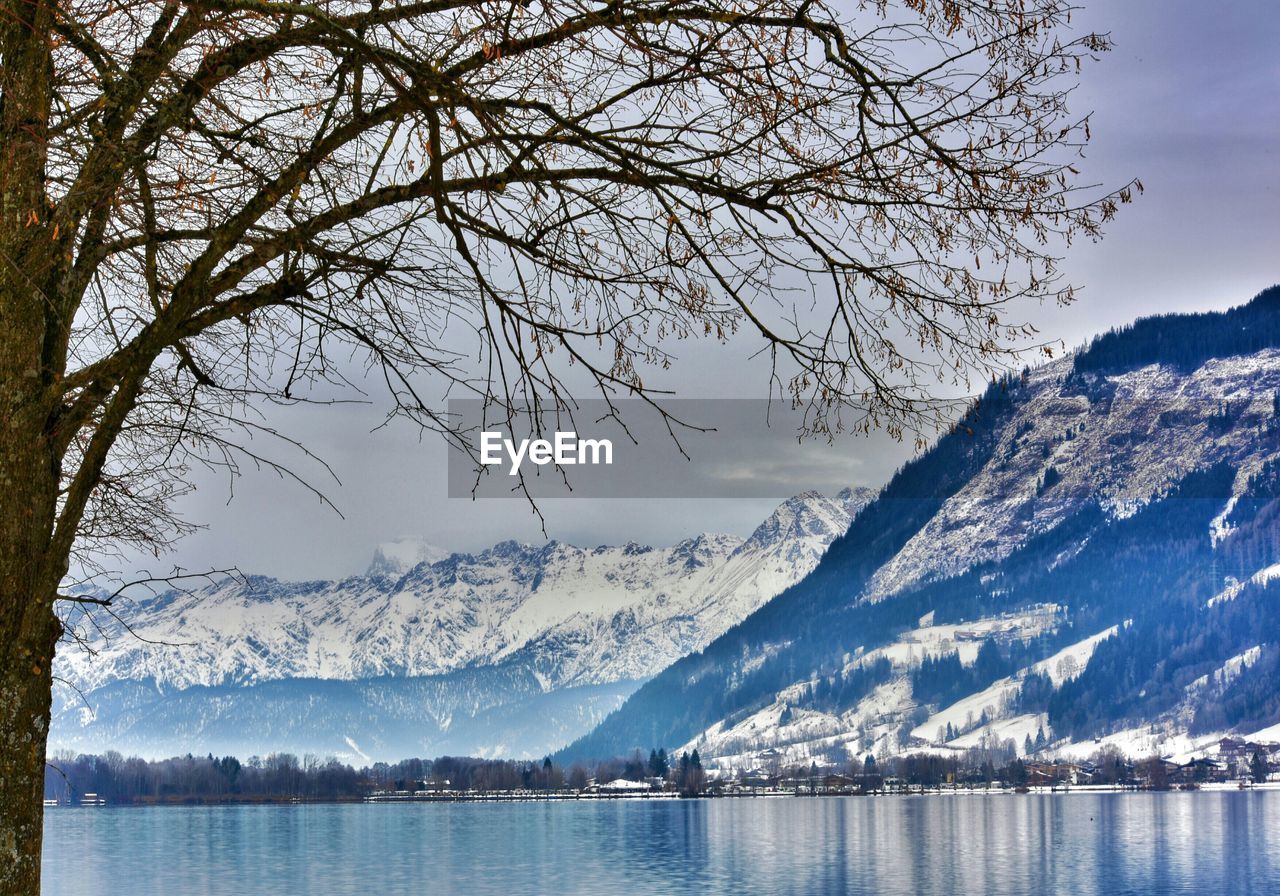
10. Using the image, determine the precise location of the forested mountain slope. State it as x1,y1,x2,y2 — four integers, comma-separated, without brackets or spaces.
563,286,1280,768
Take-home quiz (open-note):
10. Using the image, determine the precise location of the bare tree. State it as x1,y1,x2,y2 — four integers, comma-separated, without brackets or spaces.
0,0,1131,888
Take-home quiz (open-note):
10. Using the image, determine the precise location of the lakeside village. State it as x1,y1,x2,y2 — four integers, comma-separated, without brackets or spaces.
44,737,1280,807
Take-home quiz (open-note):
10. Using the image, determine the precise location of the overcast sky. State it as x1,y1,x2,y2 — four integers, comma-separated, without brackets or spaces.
123,0,1280,583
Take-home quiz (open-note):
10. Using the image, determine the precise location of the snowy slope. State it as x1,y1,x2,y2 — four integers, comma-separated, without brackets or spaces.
868,351,1280,599
680,611,1097,772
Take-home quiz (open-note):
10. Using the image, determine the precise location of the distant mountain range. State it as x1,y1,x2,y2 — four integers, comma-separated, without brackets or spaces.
561,285,1280,772
51,488,873,761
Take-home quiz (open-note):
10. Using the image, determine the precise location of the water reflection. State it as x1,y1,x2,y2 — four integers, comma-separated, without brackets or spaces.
43,792,1280,895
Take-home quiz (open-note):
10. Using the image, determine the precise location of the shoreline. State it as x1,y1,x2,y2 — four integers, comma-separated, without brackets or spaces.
42,780,1280,808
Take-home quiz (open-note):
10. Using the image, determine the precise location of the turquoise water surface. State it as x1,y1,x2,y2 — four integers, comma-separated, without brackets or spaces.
42,791,1280,895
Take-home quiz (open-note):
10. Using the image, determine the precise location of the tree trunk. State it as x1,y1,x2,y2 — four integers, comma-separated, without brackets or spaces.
0,282,63,894
2,2,61,888
0,260,64,896
0,277,64,894
0,262,63,890
0,595,60,896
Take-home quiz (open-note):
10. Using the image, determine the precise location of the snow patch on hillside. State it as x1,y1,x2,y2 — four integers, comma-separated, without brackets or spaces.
1033,627,1119,687
1187,646,1262,695
853,607,1059,672
1056,726,1225,764
945,714,1047,755
1209,562,1280,606
1244,721,1280,743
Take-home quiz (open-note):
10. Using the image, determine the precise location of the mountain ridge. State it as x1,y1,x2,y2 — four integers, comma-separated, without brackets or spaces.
53,487,874,760
561,285,1280,770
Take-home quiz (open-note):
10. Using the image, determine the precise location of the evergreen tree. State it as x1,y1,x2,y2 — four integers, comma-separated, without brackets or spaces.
1006,758,1028,787
1251,750,1269,784
647,749,669,778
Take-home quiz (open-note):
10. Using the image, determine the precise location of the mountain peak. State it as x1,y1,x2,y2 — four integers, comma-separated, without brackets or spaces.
366,538,451,577
741,488,860,553
670,532,744,569
836,485,877,517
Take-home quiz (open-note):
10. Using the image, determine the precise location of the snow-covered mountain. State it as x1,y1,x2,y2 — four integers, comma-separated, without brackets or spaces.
51,487,873,760
564,286,1280,770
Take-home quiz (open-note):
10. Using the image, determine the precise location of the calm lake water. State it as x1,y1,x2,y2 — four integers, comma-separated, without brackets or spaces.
42,791,1280,895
